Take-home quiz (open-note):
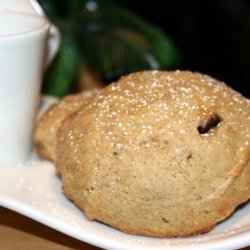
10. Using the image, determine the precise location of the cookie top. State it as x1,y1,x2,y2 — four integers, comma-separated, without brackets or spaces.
56,71,250,237
34,89,98,161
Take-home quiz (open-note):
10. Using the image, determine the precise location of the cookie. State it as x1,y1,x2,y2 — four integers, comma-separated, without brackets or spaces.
56,71,250,237
34,89,98,161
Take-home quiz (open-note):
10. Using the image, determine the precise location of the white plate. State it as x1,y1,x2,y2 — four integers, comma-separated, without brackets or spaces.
0,97,249,250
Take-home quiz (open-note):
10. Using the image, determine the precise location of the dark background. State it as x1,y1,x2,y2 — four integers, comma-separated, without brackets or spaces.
121,0,250,98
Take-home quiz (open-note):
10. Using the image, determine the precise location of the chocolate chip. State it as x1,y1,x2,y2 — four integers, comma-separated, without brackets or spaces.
198,113,222,134
161,217,170,223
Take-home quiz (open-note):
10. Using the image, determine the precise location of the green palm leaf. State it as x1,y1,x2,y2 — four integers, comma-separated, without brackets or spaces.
38,0,179,96
80,5,179,81
42,22,82,97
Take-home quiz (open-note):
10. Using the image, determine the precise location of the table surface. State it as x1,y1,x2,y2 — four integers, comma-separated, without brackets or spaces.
0,206,249,250
0,207,101,250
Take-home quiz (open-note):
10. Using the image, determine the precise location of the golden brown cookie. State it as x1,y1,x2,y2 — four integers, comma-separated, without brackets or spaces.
34,89,98,161
56,71,250,237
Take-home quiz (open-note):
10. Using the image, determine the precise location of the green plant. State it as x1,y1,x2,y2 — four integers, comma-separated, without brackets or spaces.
39,0,179,97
